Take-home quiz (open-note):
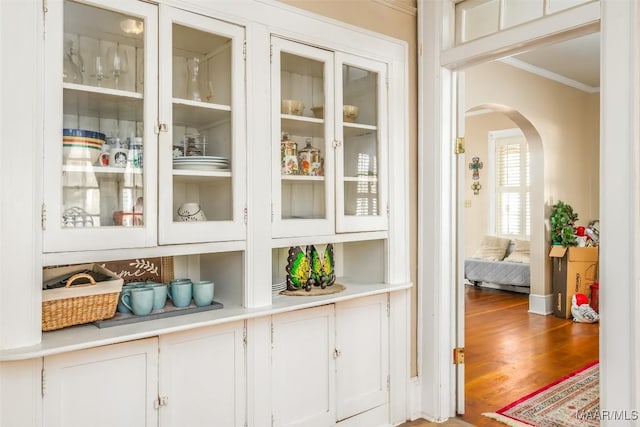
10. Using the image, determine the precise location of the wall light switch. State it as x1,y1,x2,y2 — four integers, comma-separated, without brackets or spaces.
464,200,472,208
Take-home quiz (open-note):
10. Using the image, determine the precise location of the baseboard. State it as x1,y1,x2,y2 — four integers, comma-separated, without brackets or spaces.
528,293,553,315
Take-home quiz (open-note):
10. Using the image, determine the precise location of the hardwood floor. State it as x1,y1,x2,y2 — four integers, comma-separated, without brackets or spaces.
400,286,600,426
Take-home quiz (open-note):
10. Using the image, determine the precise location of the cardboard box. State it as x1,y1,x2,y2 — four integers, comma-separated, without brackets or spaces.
549,246,599,319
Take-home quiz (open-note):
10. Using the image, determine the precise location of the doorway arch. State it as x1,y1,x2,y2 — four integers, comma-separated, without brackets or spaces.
466,104,547,310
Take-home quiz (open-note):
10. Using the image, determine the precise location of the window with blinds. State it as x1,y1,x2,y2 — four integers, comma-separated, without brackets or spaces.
489,129,530,240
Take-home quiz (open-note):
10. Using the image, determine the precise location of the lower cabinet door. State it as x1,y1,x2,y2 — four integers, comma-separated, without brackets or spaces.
335,294,389,421
158,321,246,427
272,305,336,427
43,338,159,427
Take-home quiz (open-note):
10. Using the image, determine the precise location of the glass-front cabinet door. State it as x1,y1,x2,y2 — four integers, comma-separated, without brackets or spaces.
271,38,335,238
335,54,388,233
158,6,246,245
43,0,158,252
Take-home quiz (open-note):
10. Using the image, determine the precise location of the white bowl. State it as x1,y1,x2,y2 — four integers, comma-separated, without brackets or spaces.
63,144,102,164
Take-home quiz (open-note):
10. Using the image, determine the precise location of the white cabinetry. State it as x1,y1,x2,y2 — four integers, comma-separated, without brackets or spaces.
271,37,388,238
272,305,336,427
43,322,246,427
43,338,159,427
335,294,389,421
43,0,246,253
271,295,389,427
158,321,246,427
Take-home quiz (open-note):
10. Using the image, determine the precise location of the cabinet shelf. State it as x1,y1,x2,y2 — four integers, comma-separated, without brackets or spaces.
281,115,324,138
63,164,144,175
344,122,377,138
281,174,325,181
172,99,232,128
63,84,143,121
343,175,378,183
173,169,232,181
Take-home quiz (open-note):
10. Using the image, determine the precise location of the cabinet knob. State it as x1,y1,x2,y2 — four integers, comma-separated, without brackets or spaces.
332,140,342,149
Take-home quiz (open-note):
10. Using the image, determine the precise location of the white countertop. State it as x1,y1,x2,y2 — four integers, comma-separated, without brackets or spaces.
0,281,411,361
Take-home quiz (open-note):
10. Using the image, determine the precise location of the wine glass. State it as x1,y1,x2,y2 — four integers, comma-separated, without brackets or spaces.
107,45,128,89
92,55,105,87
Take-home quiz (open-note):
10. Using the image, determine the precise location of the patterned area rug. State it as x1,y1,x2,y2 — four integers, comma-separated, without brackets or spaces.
483,361,599,427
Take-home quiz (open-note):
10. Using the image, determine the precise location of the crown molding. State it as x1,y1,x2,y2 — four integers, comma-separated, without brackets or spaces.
372,0,417,16
499,57,600,94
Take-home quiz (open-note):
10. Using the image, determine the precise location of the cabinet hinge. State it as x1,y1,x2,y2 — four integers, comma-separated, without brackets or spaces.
41,203,47,231
270,323,274,347
42,0,48,13
155,123,168,134
386,202,390,219
270,44,273,64
387,299,390,317
243,325,248,348
243,40,247,61
154,396,169,409
453,347,465,365
454,137,465,154
41,368,46,398
243,207,248,225
271,203,274,223
387,374,390,391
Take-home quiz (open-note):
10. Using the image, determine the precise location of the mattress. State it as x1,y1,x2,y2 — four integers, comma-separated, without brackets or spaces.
464,258,530,287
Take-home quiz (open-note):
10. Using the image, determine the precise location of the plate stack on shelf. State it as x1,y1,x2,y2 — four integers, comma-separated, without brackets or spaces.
272,280,286,296
173,156,230,172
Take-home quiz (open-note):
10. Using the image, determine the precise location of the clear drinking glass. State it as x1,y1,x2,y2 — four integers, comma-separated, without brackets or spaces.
107,45,128,89
186,57,202,101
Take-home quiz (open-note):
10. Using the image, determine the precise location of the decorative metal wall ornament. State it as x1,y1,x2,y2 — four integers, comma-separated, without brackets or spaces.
286,244,336,291
471,181,482,195
469,156,483,180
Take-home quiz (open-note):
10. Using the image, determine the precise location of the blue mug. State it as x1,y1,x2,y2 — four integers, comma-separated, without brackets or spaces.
192,280,214,307
168,279,193,307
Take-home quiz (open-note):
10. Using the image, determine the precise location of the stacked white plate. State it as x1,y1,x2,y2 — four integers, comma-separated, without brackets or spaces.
173,156,230,171
272,280,287,296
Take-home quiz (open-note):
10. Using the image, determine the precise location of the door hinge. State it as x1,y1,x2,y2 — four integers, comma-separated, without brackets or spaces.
387,299,390,317
41,368,46,397
270,323,274,347
243,325,248,349
155,122,168,134
454,137,465,154
386,202,390,219
242,40,247,61
270,44,273,64
387,374,390,391
453,347,465,365
243,206,248,225
154,396,169,409
41,204,47,231
271,202,274,223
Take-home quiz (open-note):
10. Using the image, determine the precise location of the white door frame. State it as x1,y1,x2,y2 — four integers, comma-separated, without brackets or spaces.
418,0,640,421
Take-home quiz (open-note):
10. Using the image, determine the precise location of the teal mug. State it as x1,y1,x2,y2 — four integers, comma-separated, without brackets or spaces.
117,282,147,313
122,287,154,316
145,282,168,311
168,279,193,307
192,280,214,307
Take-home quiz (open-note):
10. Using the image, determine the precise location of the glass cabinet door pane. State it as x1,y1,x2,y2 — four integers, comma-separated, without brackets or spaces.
280,51,327,220
171,24,233,223
272,37,334,238
62,0,146,229
341,64,380,218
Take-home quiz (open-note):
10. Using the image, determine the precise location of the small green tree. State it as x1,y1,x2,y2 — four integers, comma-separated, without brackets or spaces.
550,201,579,247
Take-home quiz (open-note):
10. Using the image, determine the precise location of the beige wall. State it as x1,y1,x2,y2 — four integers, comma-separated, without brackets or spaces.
465,61,600,294
276,0,419,375
463,112,518,257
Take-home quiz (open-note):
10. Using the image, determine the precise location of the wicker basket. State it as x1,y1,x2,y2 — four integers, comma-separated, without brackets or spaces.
42,264,123,331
